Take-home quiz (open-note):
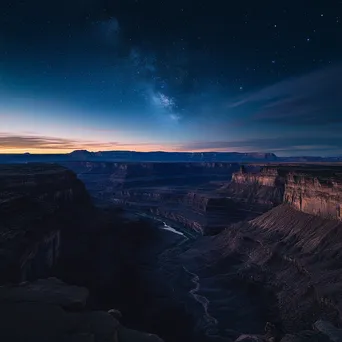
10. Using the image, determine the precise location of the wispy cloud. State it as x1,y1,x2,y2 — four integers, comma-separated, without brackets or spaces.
1,133,341,156
0,133,169,153
176,137,342,156
0,133,113,151
229,64,342,126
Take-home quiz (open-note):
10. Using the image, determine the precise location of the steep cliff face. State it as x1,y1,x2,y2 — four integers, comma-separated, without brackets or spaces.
231,165,342,221
0,164,92,283
221,167,285,210
285,173,342,221
0,164,194,341
162,165,342,340
162,203,342,340
183,192,234,213
225,166,342,221
231,167,282,187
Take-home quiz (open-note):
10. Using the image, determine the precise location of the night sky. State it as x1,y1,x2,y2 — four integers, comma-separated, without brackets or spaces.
1,0,342,155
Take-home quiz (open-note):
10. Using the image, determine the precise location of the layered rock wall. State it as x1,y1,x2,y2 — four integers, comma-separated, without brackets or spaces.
183,192,233,213
176,204,342,336
284,173,342,221
229,166,342,222
0,164,92,283
232,167,284,187
224,167,285,208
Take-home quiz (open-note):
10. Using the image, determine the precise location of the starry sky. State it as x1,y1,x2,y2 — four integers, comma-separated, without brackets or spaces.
1,0,342,155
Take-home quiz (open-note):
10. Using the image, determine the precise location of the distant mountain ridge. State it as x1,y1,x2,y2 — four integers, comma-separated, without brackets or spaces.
0,150,341,163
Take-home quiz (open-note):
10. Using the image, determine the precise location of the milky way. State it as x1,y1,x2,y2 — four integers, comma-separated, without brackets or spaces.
0,0,341,154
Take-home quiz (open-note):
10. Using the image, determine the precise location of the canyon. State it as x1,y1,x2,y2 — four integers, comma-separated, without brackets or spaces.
1,161,342,341
2,150,342,163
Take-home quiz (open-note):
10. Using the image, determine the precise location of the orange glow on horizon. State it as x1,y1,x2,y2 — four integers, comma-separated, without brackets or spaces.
0,146,237,154
0,145,178,154
0,133,241,153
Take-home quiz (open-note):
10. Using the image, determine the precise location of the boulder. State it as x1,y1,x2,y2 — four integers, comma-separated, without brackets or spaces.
0,302,69,342
0,278,89,309
108,308,123,320
314,320,342,342
281,330,330,342
68,311,120,342
118,326,164,342
235,334,265,342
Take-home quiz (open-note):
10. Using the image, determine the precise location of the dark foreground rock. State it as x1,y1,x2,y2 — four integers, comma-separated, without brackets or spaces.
2,162,342,342
0,163,93,284
161,203,342,341
0,277,163,342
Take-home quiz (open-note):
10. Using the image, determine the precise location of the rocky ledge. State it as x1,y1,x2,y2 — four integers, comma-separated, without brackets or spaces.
228,164,342,221
168,204,342,341
0,277,163,342
0,164,93,283
231,167,284,187
285,173,342,221
219,166,285,211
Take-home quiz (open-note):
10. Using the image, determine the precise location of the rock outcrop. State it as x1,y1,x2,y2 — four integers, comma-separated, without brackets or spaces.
226,165,342,222
0,164,92,283
285,173,342,221
171,204,342,338
219,167,285,213
231,167,283,187
153,165,342,340
0,163,188,342
0,277,163,342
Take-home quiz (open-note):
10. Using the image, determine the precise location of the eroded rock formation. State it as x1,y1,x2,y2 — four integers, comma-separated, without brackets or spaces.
285,173,342,221
155,164,342,341
231,167,283,187
0,164,92,283
2,161,342,342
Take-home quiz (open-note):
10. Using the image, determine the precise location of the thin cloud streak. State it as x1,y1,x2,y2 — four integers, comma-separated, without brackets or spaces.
229,64,342,126
0,133,170,153
176,137,342,156
1,134,342,156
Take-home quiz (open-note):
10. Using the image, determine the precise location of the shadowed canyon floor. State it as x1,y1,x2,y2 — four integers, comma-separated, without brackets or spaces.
1,163,342,341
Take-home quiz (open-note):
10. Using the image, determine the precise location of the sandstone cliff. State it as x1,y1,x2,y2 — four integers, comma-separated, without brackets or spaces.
166,204,342,340
0,164,92,283
285,173,342,221
156,164,342,340
229,165,342,222
221,166,285,211
231,167,283,187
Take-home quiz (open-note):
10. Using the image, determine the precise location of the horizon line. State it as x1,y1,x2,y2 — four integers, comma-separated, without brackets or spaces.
0,150,277,155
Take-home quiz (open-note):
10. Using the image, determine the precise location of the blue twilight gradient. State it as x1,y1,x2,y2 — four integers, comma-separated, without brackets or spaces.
0,0,342,155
